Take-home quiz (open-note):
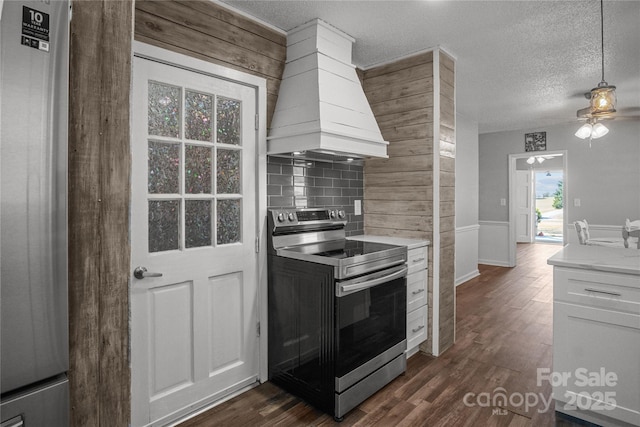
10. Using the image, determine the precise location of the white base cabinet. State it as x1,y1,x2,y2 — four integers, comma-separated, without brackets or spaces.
552,266,640,427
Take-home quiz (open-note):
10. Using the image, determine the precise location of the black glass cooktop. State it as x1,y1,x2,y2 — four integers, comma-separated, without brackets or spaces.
284,239,401,260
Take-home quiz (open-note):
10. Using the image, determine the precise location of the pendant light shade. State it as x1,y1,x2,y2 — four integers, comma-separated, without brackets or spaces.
591,122,609,138
574,119,609,140
575,123,593,139
590,83,617,116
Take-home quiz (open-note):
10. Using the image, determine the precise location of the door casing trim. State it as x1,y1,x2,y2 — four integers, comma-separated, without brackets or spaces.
508,150,568,266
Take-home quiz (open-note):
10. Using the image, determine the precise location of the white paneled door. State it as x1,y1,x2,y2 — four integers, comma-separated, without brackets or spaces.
516,170,534,243
131,56,258,426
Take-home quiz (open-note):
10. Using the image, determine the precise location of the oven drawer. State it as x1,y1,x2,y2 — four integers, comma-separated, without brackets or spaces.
407,246,428,275
407,306,428,351
407,269,428,312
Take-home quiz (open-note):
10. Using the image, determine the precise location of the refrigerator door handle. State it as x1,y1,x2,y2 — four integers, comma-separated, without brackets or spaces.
1,415,24,427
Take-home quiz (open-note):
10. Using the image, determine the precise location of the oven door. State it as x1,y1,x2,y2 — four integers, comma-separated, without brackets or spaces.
335,265,407,390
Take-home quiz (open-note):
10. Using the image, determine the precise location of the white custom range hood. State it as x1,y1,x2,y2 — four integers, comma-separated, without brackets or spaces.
267,19,388,160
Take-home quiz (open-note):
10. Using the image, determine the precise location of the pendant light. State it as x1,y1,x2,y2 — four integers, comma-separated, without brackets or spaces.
589,0,616,116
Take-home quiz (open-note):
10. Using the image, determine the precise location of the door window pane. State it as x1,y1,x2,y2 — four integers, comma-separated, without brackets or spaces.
149,200,180,252
148,141,180,194
185,200,212,248
216,149,240,194
185,145,212,194
217,199,241,244
216,97,241,145
185,91,213,142
148,82,181,138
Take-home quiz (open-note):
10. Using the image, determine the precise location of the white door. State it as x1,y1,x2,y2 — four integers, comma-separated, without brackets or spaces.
131,56,259,426
515,170,534,243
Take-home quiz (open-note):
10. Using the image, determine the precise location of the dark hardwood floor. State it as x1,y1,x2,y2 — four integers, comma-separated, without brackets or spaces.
179,243,588,427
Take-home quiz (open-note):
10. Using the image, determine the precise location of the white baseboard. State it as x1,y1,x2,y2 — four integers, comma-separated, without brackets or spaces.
477,259,511,267
455,269,480,286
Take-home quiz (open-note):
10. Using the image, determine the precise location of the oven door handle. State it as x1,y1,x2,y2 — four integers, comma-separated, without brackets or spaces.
339,265,408,296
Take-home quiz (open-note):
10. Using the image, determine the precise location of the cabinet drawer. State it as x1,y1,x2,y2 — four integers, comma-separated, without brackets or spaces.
407,269,428,312
554,267,640,314
407,306,428,351
407,246,428,274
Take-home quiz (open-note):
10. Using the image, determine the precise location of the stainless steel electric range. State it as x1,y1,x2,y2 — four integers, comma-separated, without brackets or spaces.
267,208,407,421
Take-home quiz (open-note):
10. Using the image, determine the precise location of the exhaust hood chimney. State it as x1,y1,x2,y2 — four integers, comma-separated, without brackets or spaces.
267,19,388,159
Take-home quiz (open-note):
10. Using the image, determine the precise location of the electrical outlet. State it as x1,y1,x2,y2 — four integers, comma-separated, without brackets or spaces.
500,198,507,206
574,198,581,207
354,200,362,216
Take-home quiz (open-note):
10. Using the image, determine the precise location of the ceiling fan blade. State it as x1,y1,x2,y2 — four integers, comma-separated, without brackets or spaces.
569,90,591,99
609,115,640,122
616,106,640,114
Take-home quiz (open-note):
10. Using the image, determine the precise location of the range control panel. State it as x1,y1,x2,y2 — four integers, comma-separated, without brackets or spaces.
268,208,346,229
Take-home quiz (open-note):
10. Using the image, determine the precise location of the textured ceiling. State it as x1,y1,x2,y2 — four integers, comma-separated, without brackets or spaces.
222,0,640,134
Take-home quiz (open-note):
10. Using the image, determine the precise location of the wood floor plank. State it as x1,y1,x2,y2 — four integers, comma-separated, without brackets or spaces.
177,243,590,427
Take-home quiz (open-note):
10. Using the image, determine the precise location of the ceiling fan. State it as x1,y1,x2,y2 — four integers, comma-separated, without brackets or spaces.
527,153,562,165
574,0,640,140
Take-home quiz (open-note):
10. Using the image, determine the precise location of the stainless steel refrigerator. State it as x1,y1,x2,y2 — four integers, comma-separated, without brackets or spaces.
1,0,69,425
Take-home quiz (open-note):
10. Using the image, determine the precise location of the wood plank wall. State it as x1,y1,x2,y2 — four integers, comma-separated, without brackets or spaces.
362,50,456,356
134,0,286,126
67,2,286,425
68,1,133,425
362,52,434,240
438,52,456,352
361,52,436,353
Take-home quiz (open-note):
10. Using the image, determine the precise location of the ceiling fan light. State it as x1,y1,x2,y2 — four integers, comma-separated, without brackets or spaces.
590,84,617,116
537,157,545,164
575,123,593,139
526,156,536,164
591,122,609,139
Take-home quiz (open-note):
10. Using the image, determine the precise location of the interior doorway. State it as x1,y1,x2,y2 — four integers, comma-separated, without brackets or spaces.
534,170,563,243
508,150,568,266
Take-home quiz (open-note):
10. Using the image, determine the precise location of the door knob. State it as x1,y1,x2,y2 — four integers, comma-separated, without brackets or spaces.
134,266,163,280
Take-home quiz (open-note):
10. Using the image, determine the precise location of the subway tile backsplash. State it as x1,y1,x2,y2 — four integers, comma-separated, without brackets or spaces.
267,156,364,236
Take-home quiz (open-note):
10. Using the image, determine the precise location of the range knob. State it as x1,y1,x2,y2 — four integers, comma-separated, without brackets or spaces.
329,210,336,219
277,212,285,223
288,212,295,222
338,210,346,219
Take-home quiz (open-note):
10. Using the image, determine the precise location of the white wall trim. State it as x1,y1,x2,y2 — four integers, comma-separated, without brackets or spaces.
456,270,480,286
457,224,480,233
455,224,479,286
431,50,441,357
478,220,511,266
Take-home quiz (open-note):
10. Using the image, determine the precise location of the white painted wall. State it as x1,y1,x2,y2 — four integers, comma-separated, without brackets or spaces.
455,113,479,284
479,120,640,261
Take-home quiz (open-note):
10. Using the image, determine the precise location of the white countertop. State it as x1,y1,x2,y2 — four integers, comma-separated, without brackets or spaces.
348,235,430,250
547,244,640,276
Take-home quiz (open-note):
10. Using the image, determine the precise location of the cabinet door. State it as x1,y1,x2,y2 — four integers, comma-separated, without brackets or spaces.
553,301,640,425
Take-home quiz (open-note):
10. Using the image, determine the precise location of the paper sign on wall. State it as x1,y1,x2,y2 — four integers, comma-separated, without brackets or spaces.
21,6,50,52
